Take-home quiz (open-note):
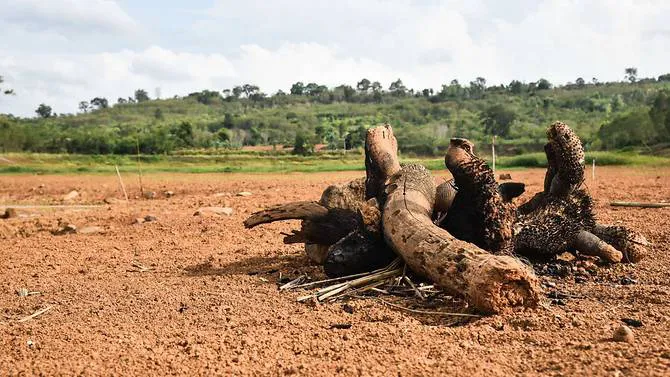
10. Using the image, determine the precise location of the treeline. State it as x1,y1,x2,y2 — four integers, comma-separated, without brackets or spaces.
1,69,670,156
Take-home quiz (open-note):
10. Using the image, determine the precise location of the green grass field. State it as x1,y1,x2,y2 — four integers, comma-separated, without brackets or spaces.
1,151,668,175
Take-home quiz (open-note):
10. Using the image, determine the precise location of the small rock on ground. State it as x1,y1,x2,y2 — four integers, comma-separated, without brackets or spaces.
194,207,234,216
53,224,77,235
1,208,18,219
63,190,79,201
236,192,252,197
164,191,175,198
144,215,158,222
143,191,157,199
613,325,634,343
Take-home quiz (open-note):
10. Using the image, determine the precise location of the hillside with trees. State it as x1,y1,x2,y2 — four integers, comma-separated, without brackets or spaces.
2,69,670,157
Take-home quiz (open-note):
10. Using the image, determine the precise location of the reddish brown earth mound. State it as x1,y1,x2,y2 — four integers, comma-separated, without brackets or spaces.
1,167,669,376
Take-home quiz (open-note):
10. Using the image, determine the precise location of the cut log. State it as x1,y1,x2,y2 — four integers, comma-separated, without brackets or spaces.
364,124,402,200
364,126,541,313
381,164,541,313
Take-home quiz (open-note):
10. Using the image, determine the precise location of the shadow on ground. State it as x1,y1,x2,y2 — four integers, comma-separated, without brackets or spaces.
183,253,320,278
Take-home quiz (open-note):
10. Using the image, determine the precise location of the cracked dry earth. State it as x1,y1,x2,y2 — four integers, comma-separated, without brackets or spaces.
0,167,669,376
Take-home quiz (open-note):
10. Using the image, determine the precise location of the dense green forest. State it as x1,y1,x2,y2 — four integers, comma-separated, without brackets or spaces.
2,69,670,157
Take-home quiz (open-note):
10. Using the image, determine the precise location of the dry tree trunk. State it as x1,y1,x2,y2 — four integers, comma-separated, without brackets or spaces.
366,125,541,314
514,121,649,263
441,138,516,253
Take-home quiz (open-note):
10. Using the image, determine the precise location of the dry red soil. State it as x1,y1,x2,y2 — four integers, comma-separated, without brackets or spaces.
1,167,669,376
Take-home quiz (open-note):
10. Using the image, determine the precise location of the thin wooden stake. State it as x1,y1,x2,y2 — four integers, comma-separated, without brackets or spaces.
136,138,144,196
592,158,596,181
611,201,670,208
115,165,129,201
492,135,496,173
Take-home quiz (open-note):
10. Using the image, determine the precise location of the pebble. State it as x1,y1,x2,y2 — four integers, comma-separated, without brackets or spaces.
133,218,145,224
53,223,77,235
143,191,157,199
164,191,175,198
1,208,17,219
613,325,634,343
144,215,158,222
63,190,79,201
236,191,252,197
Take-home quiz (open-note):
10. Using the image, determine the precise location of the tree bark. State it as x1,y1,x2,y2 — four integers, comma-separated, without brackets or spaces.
365,126,541,313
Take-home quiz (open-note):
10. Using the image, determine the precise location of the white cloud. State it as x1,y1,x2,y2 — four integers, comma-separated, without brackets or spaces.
3,0,139,35
1,0,670,117
0,46,237,116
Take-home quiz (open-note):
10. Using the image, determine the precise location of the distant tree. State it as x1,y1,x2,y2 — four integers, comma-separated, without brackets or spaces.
345,125,368,149
421,88,433,97
575,77,586,88
90,97,109,110
242,84,260,97
189,90,221,104
290,82,305,95
625,67,638,83
222,89,232,98
78,101,90,113
116,97,127,105
480,104,516,137
293,132,313,155
304,83,328,96
371,81,382,93
217,128,231,143
469,77,486,98
508,80,524,94
154,108,164,120
388,79,407,96
658,73,670,82
649,90,670,137
357,78,371,93
275,89,286,96
334,85,356,101
592,77,599,85
35,103,53,118
223,113,234,129
0,75,14,95
249,92,266,102
232,86,243,98
536,78,552,90
171,121,194,147
134,89,150,102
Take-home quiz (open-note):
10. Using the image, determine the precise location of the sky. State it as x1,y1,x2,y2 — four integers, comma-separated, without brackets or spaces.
1,0,669,117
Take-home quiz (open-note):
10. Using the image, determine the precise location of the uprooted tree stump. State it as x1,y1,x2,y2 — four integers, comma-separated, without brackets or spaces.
244,121,649,314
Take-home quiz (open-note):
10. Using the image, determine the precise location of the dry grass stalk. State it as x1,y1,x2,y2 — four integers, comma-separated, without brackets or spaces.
18,306,53,323
378,299,481,318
